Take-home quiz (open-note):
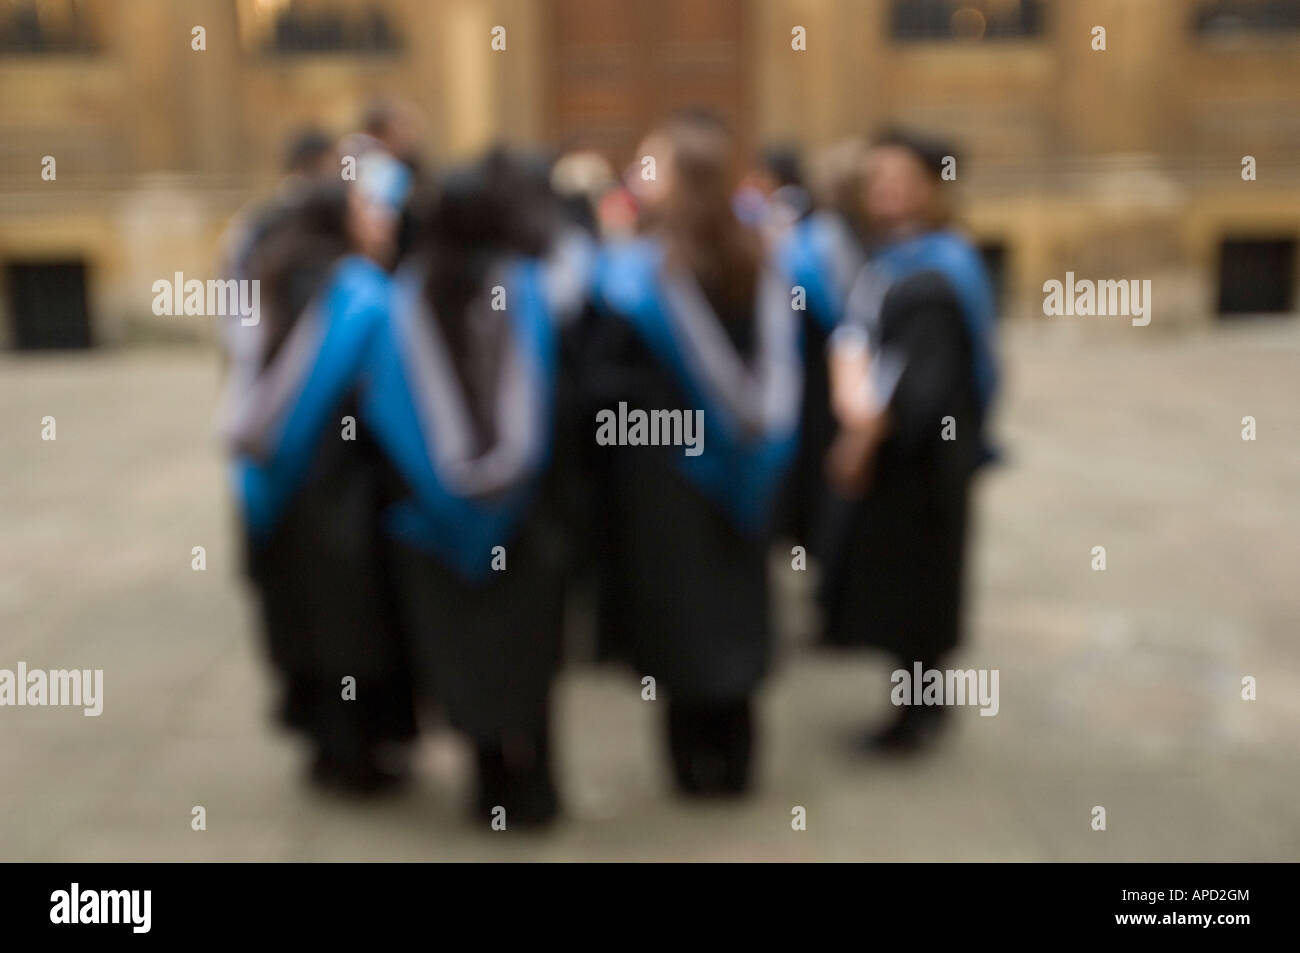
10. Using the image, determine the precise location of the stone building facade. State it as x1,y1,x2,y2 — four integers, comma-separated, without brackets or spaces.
1,0,1297,345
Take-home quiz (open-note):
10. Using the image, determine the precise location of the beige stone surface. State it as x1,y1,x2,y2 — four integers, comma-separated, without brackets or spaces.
1,319,1298,861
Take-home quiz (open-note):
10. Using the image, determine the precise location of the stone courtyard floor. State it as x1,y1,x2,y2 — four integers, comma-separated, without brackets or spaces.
2,318,1298,861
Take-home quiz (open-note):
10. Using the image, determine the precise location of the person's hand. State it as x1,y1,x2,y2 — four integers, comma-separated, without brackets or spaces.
826,411,888,498
828,327,880,430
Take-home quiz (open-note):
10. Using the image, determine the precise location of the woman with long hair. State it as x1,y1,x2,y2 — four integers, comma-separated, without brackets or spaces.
583,110,802,795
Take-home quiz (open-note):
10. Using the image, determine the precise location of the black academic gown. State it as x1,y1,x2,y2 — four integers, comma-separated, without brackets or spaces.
378,472,571,745
232,254,418,757
780,309,837,553
775,214,864,555
820,269,982,663
578,308,774,704
366,270,586,746
244,394,418,754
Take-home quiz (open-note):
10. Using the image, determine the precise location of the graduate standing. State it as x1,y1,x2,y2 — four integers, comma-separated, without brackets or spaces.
223,182,416,793
822,129,999,752
362,152,581,826
583,111,801,795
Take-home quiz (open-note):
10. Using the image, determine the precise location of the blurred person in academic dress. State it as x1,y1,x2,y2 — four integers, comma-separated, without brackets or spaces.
360,150,587,825
580,111,801,795
221,182,417,793
343,97,429,265
821,128,1000,752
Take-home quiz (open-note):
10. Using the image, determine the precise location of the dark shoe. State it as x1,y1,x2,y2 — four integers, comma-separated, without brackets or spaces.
308,748,408,797
475,735,560,829
866,704,948,755
668,698,754,797
475,775,559,829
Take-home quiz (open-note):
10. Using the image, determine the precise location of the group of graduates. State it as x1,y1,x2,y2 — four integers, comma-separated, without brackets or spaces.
219,103,1000,828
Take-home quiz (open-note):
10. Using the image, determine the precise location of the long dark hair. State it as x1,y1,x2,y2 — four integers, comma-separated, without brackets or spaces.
659,110,762,319
414,149,552,449
249,182,353,367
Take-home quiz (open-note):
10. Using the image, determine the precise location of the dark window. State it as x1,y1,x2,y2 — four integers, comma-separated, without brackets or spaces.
267,3,398,55
1217,238,1296,316
890,0,1045,42
1194,0,1300,35
6,261,93,349
978,242,1008,319
0,0,95,54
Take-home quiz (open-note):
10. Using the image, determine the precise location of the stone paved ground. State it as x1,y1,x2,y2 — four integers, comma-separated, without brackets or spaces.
2,318,1298,861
